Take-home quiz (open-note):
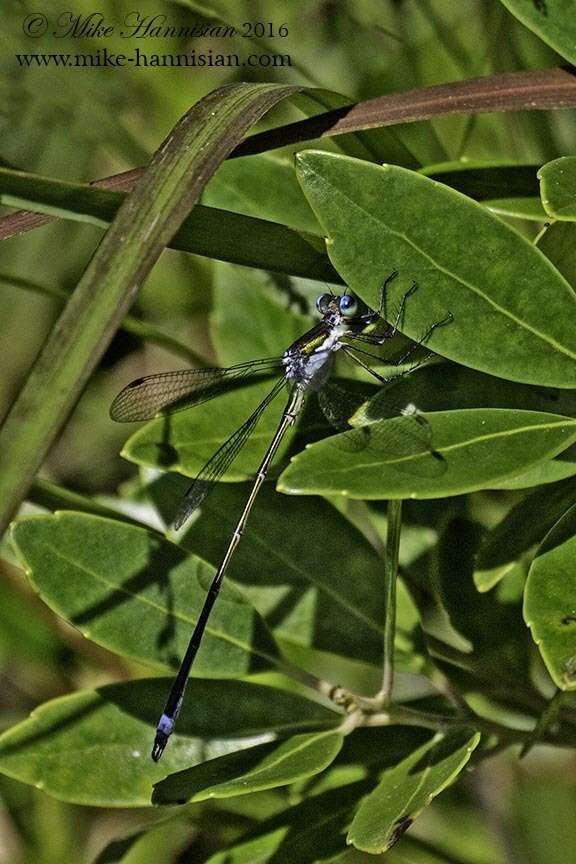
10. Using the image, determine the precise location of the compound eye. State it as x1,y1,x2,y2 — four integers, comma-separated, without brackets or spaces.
316,293,332,314
339,294,358,316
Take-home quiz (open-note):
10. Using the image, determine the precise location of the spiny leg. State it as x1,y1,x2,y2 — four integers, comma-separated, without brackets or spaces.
374,272,418,344
392,310,453,368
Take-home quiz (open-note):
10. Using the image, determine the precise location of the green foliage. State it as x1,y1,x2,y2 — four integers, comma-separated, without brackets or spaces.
295,152,576,387
347,729,480,853
11,512,279,677
152,730,344,804
2,1,576,862
0,679,339,806
499,0,576,64
279,408,576,498
525,503,576,689
539,157,576,220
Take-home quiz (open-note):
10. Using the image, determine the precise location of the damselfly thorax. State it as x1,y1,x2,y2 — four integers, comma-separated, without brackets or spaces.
283,293,378,391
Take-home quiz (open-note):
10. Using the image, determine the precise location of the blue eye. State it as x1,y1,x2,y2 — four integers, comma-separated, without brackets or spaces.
316,293,332,314
339,294,358,316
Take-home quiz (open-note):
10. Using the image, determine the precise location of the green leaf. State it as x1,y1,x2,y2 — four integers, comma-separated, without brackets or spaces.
525,504,576,689
475,477,576,590
537,221,576,293
347,729,480,854
358,361,576,418
485,197,547,221
539,157,576,220
11,512,279,677
202,728,436,864
356,364,576,492
0,166,335,282
211,263,311,365
279,409,576,500
203,153,321,233
205,781,372,864
152,730,343,805
499,0,576,65
123,378,292,480
0,679,340,806
176,483,387,665
0,82,301,537
435,516,532,684
295,151,576,387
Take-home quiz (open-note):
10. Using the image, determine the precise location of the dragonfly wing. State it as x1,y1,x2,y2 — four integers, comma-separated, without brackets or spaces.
173,377,286,530
110,357,283,422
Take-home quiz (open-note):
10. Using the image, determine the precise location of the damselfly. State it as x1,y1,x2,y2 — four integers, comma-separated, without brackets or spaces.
110,276,450,760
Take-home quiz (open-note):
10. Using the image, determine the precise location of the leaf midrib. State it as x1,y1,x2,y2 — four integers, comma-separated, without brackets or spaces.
318,417,576,476
35,543,275,666
321,169,576,361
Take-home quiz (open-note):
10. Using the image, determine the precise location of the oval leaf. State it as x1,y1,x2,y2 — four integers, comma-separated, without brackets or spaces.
499,0,576,65
153,730,343,805
539,156,576,220
347,729,480,853
0,679,340,807
203,152,321,233
296,151,576,387
525,504,576,690
11,512,279,677
279,409,576,500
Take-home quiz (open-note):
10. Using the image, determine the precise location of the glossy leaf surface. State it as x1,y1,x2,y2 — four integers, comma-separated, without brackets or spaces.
0,679,340,806
279,409,576,500
11,512,279,677
153,730,343,804
525,504,576,690
296,151,576,387
347,729,480,853
539,156,576,220
499,0,576,64
177,483,387,664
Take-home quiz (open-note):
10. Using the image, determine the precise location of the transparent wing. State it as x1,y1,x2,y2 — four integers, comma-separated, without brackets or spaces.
110,357,283,422
173,377,287,530
334,348,446,477
329,406,446,479
316,379,376,432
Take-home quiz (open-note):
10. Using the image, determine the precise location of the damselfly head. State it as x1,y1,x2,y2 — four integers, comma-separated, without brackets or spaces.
315,292,363,320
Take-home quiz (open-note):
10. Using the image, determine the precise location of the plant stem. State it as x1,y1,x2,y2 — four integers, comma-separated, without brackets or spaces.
274,657,336,700
364,703,576,748
520,689,565,758
377,499,403,706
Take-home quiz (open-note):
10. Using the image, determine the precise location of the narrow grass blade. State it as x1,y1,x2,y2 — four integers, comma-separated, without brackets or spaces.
0,83,299,536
